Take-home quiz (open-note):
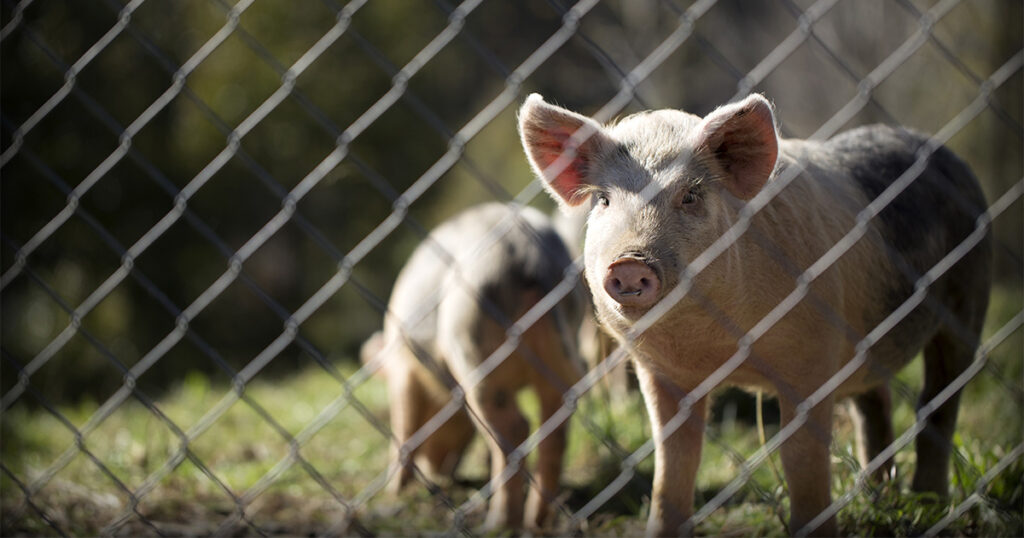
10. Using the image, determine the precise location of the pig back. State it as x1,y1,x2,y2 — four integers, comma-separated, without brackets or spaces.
386,202,581,362
435,203,581,331
808,125,991,385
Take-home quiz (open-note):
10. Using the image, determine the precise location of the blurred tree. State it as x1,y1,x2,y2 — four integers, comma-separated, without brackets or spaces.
1,0,1019,405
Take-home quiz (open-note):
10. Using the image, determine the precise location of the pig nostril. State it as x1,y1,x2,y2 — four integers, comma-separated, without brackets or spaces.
605,258,660,306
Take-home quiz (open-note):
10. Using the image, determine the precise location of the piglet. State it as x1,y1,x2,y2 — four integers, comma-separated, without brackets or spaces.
365,202,586,531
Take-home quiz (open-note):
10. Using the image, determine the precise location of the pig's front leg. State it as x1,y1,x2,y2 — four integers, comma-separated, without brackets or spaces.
777,390,838,537
634,361,706,537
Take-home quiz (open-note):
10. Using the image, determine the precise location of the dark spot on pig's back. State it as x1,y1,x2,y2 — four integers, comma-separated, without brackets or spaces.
826,125,990,354
826,125,985,273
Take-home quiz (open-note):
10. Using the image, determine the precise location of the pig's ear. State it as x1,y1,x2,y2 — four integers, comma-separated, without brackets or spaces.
519,94,610,209
696,94,778,200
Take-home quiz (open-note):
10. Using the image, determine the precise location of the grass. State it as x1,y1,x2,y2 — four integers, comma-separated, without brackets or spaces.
2,287,1021,536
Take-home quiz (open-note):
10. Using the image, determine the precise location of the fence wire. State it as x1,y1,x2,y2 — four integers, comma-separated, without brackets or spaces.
1,0,1021,536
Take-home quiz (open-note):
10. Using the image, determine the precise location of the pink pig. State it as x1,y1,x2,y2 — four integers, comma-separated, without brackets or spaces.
519,93,991,535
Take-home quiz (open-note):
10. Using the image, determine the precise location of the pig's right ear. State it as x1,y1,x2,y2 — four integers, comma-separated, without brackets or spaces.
518,94,610,209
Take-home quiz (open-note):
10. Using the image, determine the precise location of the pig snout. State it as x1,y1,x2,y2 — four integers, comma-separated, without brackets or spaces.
604,257,661,308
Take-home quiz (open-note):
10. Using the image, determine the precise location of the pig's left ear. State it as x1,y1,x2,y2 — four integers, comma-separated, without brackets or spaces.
696,94,778,200
519,94,612,210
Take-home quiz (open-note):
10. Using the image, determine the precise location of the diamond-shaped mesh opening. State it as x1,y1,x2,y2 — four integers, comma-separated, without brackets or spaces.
8,451,129,535
0,41,65,124
130,217,222,308
877,45,982,130
76,38,170,128
123,456,240,536
74,161,175,250
0,167,68,272
349,2,451,68
19,99,121,183
127,1,211,69
188,41,281,128
235,2,339,69
294,376,393,497
73,399,180,485
77,282,175,363
186,289,296,373
238,107,337,190
182,399,286,490
234,464,345,535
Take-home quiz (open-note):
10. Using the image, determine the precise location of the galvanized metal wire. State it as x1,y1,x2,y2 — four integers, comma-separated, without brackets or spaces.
2,0,1020,535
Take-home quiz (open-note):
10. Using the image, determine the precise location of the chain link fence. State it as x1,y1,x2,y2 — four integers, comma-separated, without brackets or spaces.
1,0,1021,535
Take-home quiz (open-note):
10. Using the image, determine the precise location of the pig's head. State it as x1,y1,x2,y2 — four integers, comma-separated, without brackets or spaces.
518,94,778,332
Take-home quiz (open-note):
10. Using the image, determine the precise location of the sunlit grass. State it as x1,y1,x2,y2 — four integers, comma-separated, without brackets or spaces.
2,287,1021,535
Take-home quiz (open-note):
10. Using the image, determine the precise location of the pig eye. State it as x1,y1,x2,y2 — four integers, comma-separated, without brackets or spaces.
597,194,610,207
680,191,696,205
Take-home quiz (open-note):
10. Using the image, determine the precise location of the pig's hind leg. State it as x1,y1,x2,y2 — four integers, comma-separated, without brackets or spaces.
522,310,584,529
440,314,530,530
458,358,530,530
912,328,975,496
912,253,989,497
850,383,896,482
387,364,429,494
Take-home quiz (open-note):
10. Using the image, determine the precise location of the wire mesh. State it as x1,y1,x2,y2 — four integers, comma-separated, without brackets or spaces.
1,0,1021,536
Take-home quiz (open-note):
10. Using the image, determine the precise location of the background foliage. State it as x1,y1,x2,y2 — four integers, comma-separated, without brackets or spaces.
2,0,1020,402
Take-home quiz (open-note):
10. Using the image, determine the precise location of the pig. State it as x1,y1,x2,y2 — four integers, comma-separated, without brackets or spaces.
365,202,585,530
518,93,991,536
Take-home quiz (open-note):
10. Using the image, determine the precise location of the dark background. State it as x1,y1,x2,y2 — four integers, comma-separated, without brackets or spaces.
2,0,1021,405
